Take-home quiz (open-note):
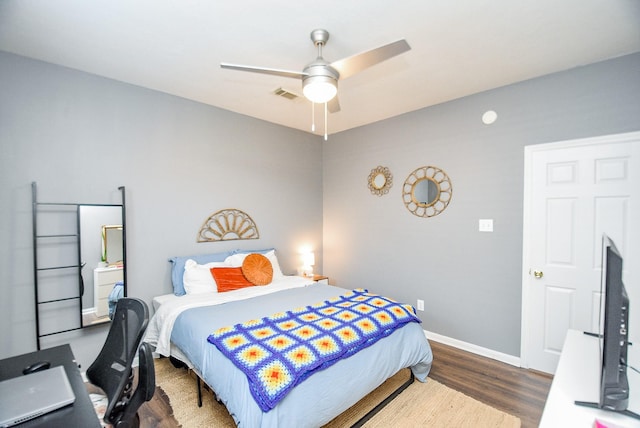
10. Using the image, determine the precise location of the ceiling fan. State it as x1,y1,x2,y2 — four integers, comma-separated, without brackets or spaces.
220,29,411,115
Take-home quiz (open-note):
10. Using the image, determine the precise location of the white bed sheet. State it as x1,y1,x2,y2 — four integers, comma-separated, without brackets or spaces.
144,276,315,356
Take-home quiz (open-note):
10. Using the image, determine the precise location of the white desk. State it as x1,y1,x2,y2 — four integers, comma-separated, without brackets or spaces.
540,329,640,427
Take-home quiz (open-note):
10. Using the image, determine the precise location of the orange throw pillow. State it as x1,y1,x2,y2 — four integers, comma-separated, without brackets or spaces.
242,253,273,285
210,267,254,293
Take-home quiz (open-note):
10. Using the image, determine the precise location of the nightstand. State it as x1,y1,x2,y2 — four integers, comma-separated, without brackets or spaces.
303,274,329,285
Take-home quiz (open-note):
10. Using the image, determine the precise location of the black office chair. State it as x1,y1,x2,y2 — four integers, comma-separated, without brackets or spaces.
87,298,155,428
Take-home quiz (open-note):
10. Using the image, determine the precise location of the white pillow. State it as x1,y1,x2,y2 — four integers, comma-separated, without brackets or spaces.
225,249,284,279
183,259,227,294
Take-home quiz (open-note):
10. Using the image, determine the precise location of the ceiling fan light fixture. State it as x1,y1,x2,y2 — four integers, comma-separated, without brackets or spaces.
303,75,337,104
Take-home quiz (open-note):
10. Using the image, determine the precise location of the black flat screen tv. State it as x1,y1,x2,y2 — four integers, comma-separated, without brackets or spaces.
598,235,633,414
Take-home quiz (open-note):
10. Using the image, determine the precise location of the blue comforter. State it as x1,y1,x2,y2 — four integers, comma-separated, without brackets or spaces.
171,283,433,427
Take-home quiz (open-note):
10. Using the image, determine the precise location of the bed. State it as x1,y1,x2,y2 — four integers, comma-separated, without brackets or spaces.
144,249,433,427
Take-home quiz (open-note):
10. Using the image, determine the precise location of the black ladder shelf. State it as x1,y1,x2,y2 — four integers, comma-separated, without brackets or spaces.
31,182,126,350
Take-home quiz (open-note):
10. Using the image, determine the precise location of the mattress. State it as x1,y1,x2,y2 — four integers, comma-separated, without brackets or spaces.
152,293,177,312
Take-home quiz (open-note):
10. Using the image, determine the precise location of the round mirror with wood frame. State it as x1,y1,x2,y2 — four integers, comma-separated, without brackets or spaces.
402,166,452,217
368,165,393,196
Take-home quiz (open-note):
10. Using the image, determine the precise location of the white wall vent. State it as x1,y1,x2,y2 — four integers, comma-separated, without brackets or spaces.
273,87,300,100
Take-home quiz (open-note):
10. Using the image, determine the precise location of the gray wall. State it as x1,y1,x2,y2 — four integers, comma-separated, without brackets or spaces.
323,53,640,357
2,49,639,368
0,52,323,368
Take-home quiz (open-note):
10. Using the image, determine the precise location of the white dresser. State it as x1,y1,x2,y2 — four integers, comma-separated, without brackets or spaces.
540,329,640,427
93,266,123,317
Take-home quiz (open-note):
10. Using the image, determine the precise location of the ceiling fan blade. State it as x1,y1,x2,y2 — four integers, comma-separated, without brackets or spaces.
220,63,306,80
331,39,410,80
328,96,341,113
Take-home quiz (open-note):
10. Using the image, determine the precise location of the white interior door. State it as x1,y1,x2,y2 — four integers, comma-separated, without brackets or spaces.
521,132,640,374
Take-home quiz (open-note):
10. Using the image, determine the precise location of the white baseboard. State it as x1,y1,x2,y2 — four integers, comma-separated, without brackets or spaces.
424,329,521,367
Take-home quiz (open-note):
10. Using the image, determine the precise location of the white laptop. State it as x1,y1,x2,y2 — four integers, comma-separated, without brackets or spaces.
0,365,76,427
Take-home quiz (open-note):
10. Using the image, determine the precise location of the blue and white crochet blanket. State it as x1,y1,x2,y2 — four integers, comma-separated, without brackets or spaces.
207,288,421,412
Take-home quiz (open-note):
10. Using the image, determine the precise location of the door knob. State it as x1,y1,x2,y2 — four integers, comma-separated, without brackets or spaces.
533,270,544,279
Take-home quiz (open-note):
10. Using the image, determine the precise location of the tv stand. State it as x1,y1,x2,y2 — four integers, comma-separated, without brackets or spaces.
540,330,640,427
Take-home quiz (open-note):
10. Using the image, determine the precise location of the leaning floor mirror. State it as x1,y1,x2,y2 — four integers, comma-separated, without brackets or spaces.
79,205,125,327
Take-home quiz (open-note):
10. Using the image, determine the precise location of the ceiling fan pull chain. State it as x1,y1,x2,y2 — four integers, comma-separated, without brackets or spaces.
311,102,315,132
324,102,328,141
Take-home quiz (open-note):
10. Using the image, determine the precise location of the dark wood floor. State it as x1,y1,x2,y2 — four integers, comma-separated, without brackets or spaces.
138,384,180,428
137,340,553,427
428,340,553,428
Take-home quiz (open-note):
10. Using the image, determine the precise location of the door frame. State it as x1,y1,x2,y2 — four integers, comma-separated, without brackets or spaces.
520,131,640,369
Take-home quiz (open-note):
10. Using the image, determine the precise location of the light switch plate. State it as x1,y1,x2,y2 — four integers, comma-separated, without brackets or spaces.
479,219,494,232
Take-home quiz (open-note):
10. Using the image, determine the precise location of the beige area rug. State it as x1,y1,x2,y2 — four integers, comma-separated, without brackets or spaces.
155,358,521,427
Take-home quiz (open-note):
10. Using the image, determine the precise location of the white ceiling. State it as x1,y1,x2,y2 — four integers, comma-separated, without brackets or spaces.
1,0,639,137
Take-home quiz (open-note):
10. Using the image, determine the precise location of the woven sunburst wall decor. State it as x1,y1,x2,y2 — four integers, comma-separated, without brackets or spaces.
197,209,260,242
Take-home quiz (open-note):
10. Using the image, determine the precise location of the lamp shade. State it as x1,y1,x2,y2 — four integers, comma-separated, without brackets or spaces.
302,252,315,267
